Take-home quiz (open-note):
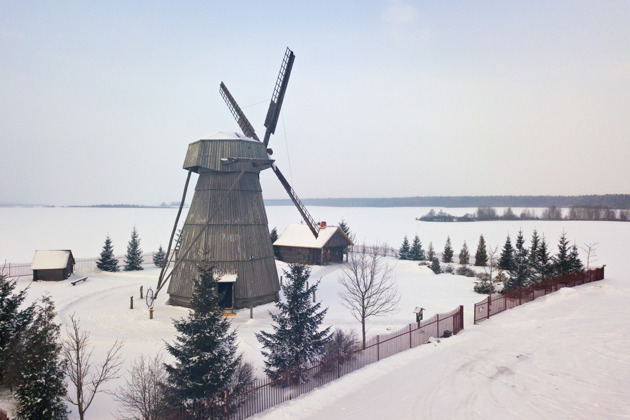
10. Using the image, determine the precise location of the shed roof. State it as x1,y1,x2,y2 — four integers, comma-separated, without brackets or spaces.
273,224,352,248
31,250,74,270
200,132,258,142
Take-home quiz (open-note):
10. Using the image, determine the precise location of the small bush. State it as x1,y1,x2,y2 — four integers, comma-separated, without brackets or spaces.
318,329,359,375
444,265,454,274
430,258,442,274
456,266,476,277
473,281,493,294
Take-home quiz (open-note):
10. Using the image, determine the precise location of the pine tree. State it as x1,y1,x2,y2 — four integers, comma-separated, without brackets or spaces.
96,235,119,272
338,218,353,241
398,236,411,260
13,296,68,419
528,230,541,282
409,235,424,261
427,242,435,262
568,243,583,273
165,259,240,405
505,230,529,291
270,227,279,244
256,264,331,383
474,235,488,266
553,231,572,276
430,257,441,274
0,273,35,385
442,236,454,263
124,227,144,271
153,245,166,268
537,237,553,283
458,241,470,265
498,235,515,271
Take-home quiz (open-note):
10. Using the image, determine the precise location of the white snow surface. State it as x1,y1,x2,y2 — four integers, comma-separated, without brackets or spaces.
30,250,72,269
273,224,342,247
1,206,629,419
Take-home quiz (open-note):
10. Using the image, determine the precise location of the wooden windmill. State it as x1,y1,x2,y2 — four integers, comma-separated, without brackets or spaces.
154,48,319,309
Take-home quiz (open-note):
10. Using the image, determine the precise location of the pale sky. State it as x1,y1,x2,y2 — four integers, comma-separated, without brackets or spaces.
1,1,629,205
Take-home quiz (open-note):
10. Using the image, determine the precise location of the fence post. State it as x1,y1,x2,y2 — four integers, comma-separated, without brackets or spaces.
460,305,464,332
130,296,133,309
437,313,440,337
337,349,341,378
487,294,491,320
377,335,380,361
409,324,412,349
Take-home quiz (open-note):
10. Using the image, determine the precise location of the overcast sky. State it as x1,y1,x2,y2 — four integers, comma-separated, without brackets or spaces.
1,1,629,206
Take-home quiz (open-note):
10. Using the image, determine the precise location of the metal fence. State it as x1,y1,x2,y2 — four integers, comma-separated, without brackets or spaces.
474,266,605,324
2,252,157,279
169,305,465,419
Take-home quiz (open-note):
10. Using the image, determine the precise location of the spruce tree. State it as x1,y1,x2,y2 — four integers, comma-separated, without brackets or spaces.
426,242,435,262
398,236,411,260
409,235,424,261
474,235,488,266
270,227,279,244
165,259,240,405
153,245,166,268
553,231,572,276
498,235,515,271
96,235,119,272
13,296,68,420
0,273,35,385
506,230,529,291
537,237,553,282
124,227,144,271
459,242,470,265
430,257,442,274
569,243,583,273
442,236,454,263
256,264,331,383
528,230,541,280
338,218,353,241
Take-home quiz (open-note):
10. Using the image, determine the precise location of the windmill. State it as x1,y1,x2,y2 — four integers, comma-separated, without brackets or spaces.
153,48,319,309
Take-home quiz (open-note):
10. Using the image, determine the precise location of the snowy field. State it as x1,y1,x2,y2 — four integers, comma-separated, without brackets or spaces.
1,206,629,419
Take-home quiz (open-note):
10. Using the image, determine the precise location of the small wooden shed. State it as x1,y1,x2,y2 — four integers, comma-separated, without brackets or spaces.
273,224,353,265
31,250,75,281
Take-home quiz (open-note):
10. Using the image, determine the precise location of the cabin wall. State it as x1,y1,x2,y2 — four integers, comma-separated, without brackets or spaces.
33,269,65,281
275,245,346,265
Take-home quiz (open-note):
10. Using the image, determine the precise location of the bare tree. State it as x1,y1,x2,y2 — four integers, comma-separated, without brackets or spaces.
63,314,124,420
114,352,168,420
338,244,400,349
580,242,599,270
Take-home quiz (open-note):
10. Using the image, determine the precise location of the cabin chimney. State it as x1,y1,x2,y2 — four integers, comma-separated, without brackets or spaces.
320,221,327,229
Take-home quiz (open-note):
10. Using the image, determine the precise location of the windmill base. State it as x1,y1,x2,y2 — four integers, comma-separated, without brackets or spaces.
167,291,279,310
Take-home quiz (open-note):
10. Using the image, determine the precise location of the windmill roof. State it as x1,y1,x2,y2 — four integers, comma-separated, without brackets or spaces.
200,132,258,142
31,250,74,270
274,224,350,248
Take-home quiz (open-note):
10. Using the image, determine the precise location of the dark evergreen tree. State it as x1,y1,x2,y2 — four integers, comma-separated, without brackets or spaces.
458,241,470,265
153,245,166,268
398,236,411,260
96,235,119,272
0,273,35,385
338,218,353,241
442,236,454,263
165,259,240,406
537,237,553,282
430,257,442,274
505,230,529,291
123,227,144,271
409,235,425,261
568,243,583,273
553,231,572,276
270,227,279,244
256,264,331,383
528,230,541,280
474,235,488,266
13,296,68,420
427,242,435,262
498,235,515,271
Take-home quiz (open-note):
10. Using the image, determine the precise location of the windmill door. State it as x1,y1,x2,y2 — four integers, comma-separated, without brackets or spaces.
217,275,236,309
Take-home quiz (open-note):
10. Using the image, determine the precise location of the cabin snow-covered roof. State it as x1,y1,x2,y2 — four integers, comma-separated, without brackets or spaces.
273,224,352,248
31,250,74,270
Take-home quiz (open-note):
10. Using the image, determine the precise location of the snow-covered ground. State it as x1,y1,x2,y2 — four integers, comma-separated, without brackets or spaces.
1,206,628,419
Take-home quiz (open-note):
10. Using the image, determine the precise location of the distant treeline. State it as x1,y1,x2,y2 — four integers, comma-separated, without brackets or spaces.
265,194,630,209
418,206,630,222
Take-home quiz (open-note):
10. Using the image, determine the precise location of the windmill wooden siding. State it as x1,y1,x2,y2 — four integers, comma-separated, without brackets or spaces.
167,133,280,309
273,225,353,265
31,250,75,281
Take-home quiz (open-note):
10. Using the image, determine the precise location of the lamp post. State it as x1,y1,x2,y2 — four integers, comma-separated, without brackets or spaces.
413,307,425,327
